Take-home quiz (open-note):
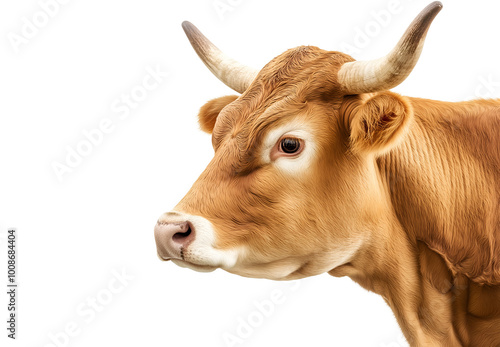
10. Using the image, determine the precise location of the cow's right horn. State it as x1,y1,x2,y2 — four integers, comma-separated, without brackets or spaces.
337,1,443,95
182,21,259,94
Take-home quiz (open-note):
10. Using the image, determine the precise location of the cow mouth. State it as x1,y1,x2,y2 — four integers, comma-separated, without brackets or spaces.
157,252,172,261
171,259,217,272
157,251,217,272
156,245,189,262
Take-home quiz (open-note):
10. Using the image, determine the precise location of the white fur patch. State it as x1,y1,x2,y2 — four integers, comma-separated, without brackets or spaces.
159,211,242,271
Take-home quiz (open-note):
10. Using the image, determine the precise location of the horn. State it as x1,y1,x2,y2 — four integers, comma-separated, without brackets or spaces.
182,21,259,94
338,1,443,94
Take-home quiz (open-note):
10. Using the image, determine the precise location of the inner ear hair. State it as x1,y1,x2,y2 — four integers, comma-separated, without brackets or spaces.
350,91,413,155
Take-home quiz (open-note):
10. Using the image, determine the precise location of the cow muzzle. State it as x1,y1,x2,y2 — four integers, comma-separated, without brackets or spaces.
154,219,194,261
154,211,240,272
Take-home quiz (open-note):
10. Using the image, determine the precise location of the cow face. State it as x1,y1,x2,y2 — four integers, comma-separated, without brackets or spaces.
155,2,441,280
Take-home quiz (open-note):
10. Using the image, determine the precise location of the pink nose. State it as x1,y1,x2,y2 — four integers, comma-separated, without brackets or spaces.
154,221,195,260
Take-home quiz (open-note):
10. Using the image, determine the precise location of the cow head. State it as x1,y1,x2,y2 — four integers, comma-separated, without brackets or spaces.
155,2,442,280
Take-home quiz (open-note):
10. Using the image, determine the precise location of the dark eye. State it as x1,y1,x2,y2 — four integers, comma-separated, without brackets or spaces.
280,138,301,154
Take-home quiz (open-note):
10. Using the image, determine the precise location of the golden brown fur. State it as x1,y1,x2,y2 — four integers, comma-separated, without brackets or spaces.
179,45,500,346
381,98,500,286
198,95,238,133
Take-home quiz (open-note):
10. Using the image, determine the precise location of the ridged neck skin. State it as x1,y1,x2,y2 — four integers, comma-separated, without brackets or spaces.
331,97,500,346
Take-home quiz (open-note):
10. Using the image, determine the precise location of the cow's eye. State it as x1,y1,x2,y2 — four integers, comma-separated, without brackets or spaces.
280,138,301,154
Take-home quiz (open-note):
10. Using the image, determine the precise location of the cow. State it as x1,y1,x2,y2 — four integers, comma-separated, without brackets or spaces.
154,2,500,346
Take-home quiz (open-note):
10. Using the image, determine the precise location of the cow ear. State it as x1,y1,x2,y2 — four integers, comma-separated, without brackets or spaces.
198,95,239,133
349,91,413,155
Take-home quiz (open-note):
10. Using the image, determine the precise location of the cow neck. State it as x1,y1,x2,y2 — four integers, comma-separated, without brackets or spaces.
328,191,465,345
329,100,484,345
378,98,500,286
368,98,500,346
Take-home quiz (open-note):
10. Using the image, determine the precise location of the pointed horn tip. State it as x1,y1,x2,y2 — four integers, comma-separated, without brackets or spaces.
402,1,443,47
181,21,197,35
428,1,443,11
421,1,443,21
181,21,213,55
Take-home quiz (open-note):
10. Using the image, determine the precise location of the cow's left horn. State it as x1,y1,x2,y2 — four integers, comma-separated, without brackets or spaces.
182,21,259,94
338,1,443,94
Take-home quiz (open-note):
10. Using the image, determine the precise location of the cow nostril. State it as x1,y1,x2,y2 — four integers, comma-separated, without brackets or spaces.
155,220,196,260
172,226,192,241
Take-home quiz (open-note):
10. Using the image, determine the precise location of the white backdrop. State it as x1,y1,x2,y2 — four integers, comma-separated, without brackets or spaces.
1,1,499,346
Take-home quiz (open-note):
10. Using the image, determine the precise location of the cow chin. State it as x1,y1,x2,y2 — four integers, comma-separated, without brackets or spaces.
170,259,217,273
226,251,354,281
227,259,316,281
